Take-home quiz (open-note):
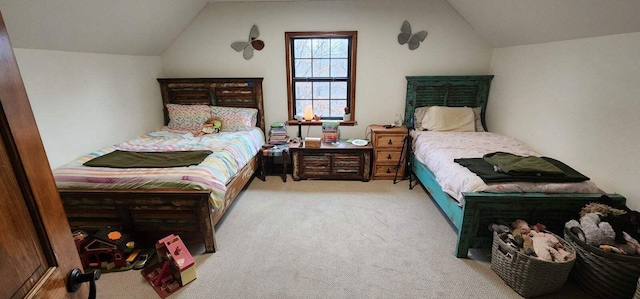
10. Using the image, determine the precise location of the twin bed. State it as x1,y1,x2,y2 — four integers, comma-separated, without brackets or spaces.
55,78,265,253
403,75,625,258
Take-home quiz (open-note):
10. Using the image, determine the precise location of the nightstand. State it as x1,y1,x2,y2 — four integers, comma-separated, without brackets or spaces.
259,144,289,182
370,125,408,180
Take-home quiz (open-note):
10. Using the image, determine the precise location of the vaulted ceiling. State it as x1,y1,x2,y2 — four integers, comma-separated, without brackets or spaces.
1,0,640,55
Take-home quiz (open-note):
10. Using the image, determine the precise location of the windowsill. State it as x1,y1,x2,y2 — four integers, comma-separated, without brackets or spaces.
286,120,357,126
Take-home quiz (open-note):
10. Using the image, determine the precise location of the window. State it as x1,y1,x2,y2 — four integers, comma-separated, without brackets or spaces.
285,31,357,123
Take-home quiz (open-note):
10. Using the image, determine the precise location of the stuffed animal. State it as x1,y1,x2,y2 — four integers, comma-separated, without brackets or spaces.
509,219,535,255
588,196,640,242
580,212,616,246
580,202,627,218
195,117,222,137
530,231,572,261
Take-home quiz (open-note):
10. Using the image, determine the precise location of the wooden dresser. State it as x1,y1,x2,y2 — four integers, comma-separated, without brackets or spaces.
370,125,408,180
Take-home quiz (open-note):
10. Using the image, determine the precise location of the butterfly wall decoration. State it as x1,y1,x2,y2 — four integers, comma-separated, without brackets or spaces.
397,21,428,50
231,25,265,60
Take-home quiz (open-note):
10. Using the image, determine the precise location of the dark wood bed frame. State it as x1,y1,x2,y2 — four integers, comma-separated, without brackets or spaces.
59,78,266,253
403,75,626,258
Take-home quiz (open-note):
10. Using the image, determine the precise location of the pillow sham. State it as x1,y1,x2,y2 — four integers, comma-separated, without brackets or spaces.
472,107,486,132
421,106,475,132
166,104,212,132
413,106,431,130
211,106,258,131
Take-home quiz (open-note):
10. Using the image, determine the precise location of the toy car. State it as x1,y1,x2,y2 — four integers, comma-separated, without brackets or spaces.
134,248,156,270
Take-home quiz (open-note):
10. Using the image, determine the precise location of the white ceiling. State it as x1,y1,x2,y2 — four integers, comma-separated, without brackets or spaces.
1,0,640,55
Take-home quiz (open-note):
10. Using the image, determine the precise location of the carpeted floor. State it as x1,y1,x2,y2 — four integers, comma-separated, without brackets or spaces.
96,176,590,298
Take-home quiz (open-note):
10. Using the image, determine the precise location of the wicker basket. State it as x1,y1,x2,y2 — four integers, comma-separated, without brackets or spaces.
564,227,640,299
491,231,576,298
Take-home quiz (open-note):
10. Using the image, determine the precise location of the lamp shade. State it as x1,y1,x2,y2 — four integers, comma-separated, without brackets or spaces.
304,106,313,120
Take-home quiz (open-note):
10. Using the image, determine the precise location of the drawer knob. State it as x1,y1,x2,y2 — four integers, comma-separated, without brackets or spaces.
386,154,392,159
386,168,391,173
387,139,393,145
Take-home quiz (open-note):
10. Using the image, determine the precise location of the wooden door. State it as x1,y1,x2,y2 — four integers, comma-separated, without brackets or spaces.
0,10,87,299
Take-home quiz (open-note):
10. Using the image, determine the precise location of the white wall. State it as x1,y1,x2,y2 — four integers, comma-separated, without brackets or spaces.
15,49,164,169
489,32,640,209
161,0,492,139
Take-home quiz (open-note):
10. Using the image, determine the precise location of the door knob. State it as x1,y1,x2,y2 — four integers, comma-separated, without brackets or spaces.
67,268,101,299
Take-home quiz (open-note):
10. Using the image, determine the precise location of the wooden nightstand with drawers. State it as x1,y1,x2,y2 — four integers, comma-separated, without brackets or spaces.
370,125,408,180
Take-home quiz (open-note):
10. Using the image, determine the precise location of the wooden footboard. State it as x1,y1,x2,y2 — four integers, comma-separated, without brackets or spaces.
411,156,626,258
59,154,259,253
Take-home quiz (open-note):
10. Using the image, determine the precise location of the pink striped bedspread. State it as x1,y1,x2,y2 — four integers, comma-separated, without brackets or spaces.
53,127,265,209
410,131,602,205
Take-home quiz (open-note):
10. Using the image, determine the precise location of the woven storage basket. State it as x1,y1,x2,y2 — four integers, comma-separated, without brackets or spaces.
491,231,576,298
564,227,640,299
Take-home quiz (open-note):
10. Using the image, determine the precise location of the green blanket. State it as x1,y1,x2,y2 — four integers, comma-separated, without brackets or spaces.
482,151,564,177
83,150,213,168
454,153,590,183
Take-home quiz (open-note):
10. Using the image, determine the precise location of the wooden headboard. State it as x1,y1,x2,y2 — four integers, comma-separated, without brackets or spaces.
157,78,266,133
403,75,494,130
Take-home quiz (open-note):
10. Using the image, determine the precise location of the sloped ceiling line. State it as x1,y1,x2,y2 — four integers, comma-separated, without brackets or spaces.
1,0,640,55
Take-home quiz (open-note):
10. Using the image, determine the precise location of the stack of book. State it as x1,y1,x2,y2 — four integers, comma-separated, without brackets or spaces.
321,121,340,143
269,122,289,145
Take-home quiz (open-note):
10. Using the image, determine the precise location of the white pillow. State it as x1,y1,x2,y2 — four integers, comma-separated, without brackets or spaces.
414,106,430,130
421,106,476,132
472,107,486,132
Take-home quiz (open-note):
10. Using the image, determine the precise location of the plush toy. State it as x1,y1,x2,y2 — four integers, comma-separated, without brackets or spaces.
585,197,640,242
565,219,586,242
530,231,573,261
580,212,616,246
509,219,535,255
580,202,627,218
195,117,222,137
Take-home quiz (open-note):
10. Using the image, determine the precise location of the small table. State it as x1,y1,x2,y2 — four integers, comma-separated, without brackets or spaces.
259,144,289,182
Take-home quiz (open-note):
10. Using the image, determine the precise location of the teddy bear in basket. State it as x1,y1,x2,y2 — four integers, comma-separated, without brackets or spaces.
565,202,640,255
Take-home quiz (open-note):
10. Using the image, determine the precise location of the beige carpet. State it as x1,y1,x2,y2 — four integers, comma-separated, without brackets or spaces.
96,176,589,298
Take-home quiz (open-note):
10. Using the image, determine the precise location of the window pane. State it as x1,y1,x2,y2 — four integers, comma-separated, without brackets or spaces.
294,59,311,77
312,39,330,58
296,100,313,117
313,82,330,99
295,82,312,100
330,100,348,117
313,100,330,117
331,39,348,58
312,59,330,77
294,39,311,58
330,59,348,77
331,82,347,99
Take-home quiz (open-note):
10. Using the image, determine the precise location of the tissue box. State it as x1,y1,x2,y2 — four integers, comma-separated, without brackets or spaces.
305,137,321,148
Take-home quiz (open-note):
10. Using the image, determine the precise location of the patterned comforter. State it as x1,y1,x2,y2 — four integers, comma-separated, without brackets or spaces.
410,131,602,204
54,127,265,209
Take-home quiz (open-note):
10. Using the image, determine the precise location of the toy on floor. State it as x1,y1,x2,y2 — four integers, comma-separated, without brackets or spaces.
141,234,196,298
74,226,137,272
